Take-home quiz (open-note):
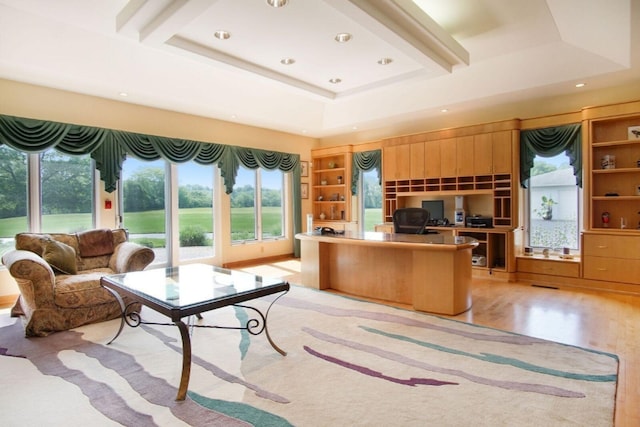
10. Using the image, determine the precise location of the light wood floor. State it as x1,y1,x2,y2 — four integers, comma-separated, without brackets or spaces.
238,258,640,427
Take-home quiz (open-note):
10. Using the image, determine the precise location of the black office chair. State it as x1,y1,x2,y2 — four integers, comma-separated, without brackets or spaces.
393,208,430,234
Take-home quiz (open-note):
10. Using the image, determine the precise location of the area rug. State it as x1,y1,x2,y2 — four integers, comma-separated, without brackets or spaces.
0,285,618,426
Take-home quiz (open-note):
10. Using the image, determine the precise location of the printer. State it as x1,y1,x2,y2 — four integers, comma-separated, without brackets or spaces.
466,215,493,228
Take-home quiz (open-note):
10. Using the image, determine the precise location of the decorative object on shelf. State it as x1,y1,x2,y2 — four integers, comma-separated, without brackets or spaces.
330,193,339,201
301,183,309,199
328,161,336,168
317,195,323,201
301,161,309,177
340,195,345,201
601,155,616,169
524,247,533,256
636,184,640,196
602,211,610,227
542,248,550,258
628,125,640,139
321,179,328,185
620,217,627,229
534,195,557,220
319,211,326,220
337,175,343,184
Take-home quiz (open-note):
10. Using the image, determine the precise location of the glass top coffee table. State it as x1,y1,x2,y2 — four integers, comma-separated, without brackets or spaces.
101,263,290,401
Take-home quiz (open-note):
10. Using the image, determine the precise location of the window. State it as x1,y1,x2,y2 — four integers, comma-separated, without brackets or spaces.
527,153,580,249
260,168,284,239
0,145,27,259
0,147,95,259
40,150,94,233
231,167,285,242
360,169,382,232
178,162,215,260
121,158,166,263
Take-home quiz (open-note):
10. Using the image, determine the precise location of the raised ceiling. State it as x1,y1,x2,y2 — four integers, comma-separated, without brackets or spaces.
0,0,639,139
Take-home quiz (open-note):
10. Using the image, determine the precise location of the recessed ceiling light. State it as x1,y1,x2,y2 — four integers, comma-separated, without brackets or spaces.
377,58,393,65
335,33,352,43
575,83,586,88
266,0,288,7
440,108,449,113
352,126,358,130
329,78,342,84
214,30,230,40
280,58,295,65
119,92,128,97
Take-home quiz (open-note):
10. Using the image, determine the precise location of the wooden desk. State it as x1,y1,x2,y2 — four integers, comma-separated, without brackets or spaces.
295,232,478,315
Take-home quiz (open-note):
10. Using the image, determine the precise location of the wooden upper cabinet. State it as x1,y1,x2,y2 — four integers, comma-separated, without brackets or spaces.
456,136,475,176
383,144,411,180
440,138,457,177
424,139,441,177
491,130,513,174
410,142,425,178
473,133,493,175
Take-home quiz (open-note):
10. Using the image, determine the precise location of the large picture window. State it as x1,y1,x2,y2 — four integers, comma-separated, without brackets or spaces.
527,153,580,249
178,162,215,260
231,166,285,243
360,169,382,232
121,158,167,264
0,147,95,258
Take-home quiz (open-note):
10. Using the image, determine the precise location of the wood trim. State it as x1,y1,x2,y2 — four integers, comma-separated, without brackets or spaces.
382,119,521,146
520,112,582,129
223,254,294,269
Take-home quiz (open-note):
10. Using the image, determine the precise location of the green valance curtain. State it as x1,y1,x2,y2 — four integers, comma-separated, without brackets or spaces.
520,123,582,188
351,149,382,195
0,114,302,255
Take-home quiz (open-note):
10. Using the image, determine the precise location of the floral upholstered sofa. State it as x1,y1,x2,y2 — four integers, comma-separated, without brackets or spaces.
2,228,154,337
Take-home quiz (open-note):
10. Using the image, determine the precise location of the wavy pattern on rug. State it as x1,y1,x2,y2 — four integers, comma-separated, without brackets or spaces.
0,285,618,426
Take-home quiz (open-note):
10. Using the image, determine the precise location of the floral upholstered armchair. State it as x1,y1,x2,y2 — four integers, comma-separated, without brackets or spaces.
2,228,154,337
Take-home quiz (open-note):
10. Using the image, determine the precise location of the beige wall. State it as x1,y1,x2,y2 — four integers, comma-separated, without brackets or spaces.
0,78,319,297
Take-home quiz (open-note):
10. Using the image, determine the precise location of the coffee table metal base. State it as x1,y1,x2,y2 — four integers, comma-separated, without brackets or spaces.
103,286,288,401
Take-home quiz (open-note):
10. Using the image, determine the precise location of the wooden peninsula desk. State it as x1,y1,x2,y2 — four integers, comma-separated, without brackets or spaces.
295,232,478,315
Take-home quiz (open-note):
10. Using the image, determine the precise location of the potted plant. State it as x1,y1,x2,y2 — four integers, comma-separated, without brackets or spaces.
535,196,557,220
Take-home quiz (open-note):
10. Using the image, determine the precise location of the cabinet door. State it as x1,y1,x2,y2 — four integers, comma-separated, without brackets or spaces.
492,130,513,174
456,136,474,176
410,142,425,178
383,144,411,180
473,133,493,175
439,138,457,177
383,146,397,180
424,139,441,177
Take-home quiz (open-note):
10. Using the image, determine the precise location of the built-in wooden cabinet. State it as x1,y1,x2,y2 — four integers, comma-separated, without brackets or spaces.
311,147,352,224
582,232,640,284
587,113,640,230
382,124,518,227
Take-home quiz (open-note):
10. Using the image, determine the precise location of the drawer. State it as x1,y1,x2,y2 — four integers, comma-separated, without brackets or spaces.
583,256,640,284
517,258,580,278
583,234,640,260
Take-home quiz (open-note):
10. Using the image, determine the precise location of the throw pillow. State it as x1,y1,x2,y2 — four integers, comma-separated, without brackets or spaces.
42,239,78,275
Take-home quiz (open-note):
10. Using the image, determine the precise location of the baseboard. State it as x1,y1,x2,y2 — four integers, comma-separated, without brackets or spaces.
223,254,296,269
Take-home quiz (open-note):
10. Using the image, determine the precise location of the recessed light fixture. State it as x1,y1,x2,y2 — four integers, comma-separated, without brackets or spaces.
440,108,449,113
266,0,288,7
119,92,128,97
280,58,295,65
335,33,352,43
329,78,342,84
377,58,393,65
575,83,586,88
214,30,230,40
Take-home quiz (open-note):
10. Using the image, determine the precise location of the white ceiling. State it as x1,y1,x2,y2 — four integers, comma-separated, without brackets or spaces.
0,0,639,139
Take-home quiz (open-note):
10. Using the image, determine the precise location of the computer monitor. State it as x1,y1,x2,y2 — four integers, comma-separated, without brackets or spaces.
421,200,445,225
